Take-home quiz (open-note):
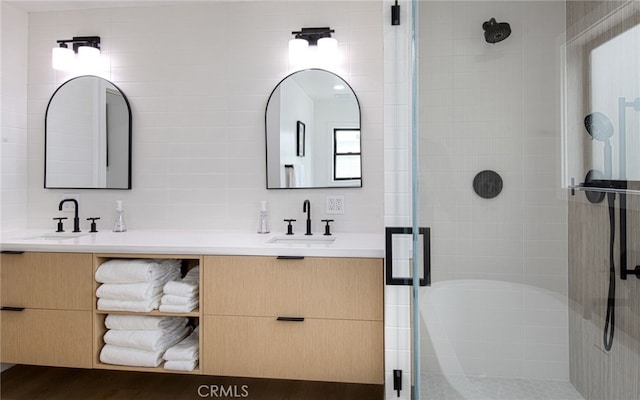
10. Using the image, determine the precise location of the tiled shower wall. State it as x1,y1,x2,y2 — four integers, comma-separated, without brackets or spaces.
23,1,384,234
566,1,640,400
0,3,28,231
417,1,569,379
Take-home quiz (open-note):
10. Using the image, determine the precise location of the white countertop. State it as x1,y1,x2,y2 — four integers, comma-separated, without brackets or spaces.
0,229,385,258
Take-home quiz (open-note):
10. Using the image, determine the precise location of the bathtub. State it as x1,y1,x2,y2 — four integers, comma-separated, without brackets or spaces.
418,279,570,380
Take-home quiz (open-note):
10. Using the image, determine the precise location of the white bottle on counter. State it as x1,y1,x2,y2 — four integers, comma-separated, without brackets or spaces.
112,200,127,232
257,200,270,234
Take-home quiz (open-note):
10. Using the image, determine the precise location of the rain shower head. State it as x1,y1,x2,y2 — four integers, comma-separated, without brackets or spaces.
584,112,614,142
483,18,511,44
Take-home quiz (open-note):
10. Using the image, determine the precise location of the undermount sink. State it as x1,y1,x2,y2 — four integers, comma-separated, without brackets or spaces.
267,235,336,245
22,233,89,241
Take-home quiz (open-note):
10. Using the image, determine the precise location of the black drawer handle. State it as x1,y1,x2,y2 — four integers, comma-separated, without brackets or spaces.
1,306,25,312
276,316,305,322
276,256,304,260
1,251,24,255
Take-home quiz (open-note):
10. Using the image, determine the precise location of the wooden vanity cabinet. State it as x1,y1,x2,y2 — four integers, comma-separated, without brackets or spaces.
0,252,93,368
202,256,384,384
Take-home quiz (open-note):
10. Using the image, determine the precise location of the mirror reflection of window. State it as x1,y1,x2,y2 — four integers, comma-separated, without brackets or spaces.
589,23,640,181
265,69,361,189
333,129,361,180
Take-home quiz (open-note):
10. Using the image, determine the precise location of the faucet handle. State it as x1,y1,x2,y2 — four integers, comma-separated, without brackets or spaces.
321,219,334,236
284,219,296,235
53,217,68,232
87,217,100,233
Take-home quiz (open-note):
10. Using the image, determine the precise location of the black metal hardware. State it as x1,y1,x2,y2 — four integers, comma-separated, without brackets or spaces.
393,369,402,397
1,306,25,312
87,217,100,233
276,256,304,260
321,219,334,236
303,199,312,235
53,217,68,232
0,251,24,255
284,219,296,235
291,28,334,46
56,36,101,52
391,1,400,26
276,316,305,322
58,198,80,232
385,227,430,286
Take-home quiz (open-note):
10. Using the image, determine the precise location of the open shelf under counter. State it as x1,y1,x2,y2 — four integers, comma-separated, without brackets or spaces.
94,361,201,375
95,309,200,318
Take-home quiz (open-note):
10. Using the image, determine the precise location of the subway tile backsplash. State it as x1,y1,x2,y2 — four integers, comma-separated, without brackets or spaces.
23,1,384,233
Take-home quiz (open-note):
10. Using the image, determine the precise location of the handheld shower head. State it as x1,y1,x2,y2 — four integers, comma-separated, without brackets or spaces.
584,112,614,142
585,112,614,179
483,18,511,44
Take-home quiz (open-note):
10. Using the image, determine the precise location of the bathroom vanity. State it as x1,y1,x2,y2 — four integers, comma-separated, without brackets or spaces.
0,231,384,385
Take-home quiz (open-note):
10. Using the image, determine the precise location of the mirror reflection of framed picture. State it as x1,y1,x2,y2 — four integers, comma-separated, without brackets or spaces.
296,120,305,157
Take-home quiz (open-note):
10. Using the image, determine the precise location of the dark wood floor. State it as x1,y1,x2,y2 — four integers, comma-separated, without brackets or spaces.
1,365,384,400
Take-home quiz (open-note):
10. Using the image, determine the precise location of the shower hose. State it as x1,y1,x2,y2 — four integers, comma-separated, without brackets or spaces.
603,192,616,351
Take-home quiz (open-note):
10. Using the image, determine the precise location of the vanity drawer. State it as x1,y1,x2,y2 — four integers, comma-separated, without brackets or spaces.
1,252,93,310
202,315,383,384
0,308,92,368
203,256,383,321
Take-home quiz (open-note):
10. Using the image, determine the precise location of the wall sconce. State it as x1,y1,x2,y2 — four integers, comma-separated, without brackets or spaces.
52,36,101,71
289,27,338,65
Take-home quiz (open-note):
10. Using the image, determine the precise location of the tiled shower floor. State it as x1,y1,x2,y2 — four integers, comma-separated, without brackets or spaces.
421,374,585,400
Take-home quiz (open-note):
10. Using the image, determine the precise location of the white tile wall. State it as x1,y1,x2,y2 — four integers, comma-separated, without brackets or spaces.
23,1,384,234
1,3,29,233
416,0,569,382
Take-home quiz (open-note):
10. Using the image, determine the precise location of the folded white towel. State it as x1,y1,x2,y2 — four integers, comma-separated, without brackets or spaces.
164,359,198,371
100,344,163,367
97,294,162,313
163,327,199,361
161,294,197,306
95,259,181,284
97,282,163,301
163,266,199,297
104,325,191,352
158,299,199,313
105,315,188,331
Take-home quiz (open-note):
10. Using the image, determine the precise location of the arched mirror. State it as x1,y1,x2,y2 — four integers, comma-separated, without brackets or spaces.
265,69,361,189
45,75,132,189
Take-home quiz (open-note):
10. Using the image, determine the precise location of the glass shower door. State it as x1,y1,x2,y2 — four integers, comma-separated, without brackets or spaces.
411,1,579,400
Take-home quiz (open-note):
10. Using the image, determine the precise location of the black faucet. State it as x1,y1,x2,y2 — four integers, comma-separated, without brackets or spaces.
59,199,80,232
303,199,312,235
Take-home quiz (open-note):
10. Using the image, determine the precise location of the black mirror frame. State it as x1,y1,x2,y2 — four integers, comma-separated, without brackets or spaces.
44,75,132,190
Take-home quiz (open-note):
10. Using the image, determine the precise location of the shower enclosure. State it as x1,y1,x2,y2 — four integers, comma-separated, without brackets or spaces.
402,1,640,400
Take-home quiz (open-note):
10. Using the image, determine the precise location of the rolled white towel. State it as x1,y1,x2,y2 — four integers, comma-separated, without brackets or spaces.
164,359,198,371
158,299,199,313
95,259,181,284
105,315,187,331
97,282,163,301
97,294,162,313
163,327,199,361
100,344,163,368
163,266,199,297
161,294,197,306
104,325,192,352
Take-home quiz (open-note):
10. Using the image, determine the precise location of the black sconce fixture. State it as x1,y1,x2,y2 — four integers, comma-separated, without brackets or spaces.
290,27,335,46
289,27,337,64
52,36,101,71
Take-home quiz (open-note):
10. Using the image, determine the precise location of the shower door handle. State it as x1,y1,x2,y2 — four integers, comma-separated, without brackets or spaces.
385,227,430,286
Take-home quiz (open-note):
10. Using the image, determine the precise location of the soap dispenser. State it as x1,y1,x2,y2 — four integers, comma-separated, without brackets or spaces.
112,200,127,232
257,200,270,234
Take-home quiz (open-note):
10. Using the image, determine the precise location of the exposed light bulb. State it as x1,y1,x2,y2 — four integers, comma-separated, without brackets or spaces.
288,38,309,65
52,46,74,71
